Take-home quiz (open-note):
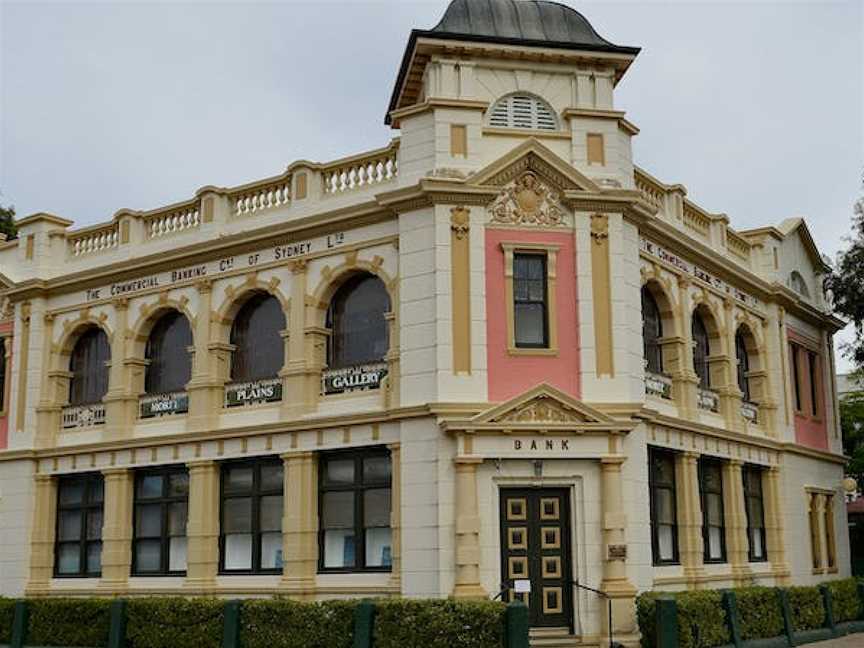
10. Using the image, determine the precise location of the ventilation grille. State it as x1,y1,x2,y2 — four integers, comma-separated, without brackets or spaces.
489,94,558,131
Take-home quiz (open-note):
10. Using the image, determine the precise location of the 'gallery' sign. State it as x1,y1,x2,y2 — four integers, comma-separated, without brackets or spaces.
322,363,388,395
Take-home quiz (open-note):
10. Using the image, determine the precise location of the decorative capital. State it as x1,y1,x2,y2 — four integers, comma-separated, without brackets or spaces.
590,213,609,243
112,296,129,311
450,206,470,240
288,259,307,275
195,278,213,294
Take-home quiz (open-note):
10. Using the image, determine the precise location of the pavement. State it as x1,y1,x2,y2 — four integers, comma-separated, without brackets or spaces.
809,637,864,647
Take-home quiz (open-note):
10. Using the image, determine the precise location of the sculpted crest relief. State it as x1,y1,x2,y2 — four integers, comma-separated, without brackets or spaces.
489,172,564,226
495,396,586,424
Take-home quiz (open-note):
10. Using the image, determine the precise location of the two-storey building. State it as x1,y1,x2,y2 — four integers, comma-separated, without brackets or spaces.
0,1,850,646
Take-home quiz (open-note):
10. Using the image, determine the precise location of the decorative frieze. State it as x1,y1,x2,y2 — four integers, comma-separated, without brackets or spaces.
640,237,762,311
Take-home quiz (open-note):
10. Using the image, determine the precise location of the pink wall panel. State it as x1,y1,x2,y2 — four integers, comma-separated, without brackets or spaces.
485,229,579,402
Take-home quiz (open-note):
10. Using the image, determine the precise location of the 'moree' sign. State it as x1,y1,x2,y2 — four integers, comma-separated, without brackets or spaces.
84,232,346,302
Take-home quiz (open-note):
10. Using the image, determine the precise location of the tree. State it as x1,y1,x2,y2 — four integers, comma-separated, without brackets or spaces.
840,386,864,487
826,171,864,372
0,202,15,241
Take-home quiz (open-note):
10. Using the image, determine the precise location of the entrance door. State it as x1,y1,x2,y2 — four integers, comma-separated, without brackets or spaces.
499,488,573,628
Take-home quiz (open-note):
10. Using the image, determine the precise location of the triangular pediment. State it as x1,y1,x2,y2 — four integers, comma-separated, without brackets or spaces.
468,139,601,193
472,384,614,425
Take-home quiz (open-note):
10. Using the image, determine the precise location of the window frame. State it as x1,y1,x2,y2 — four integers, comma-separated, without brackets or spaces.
487,93,558,131
807,351,820,418
218,457,284,575
68,327,111,406
326,273,391,370
318,447,393,574
131,465,189,577
501,243,559,356
743,465,768,562
54,473,104,578
229,293,286,383
513,253,549,349
648,447,679,566
641,286,664,374
144,311,193,396
735,331,751,402
0,336,7,414
698,458,727,564
691,314,711,389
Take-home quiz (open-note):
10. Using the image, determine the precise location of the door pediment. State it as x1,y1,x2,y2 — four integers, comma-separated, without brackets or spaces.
472,383,613,426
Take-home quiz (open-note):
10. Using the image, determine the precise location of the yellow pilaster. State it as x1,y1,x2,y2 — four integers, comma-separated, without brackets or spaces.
450,207,472,374
103,299,135,438
187,280,221,431
34,312,60,448
282,261,317,417
763,466,789,583
388,442,402,590
99,467,133,591
185,460,220,590
599,454,638,642
15,302,31,434
721,299,744,432
722,460,752,584
453,457,486,598
281,451,318,596
27,473,57,594
676,278,698,416
675,451,705,586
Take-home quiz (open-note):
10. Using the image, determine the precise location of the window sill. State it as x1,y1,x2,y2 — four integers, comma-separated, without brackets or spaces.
507,347,558,357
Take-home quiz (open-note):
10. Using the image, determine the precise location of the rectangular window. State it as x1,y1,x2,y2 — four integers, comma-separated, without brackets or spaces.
743,466,767,562
699,458,726,563
791,345,802,412
450,124,467,157
809,493,822,569
319,448,392,572
133,466,189,575
824,494,836,570
55,473,104,577
648,447,679,565
586,133,605,165
513,254,548,348
220,458,284,574
808,351,819,417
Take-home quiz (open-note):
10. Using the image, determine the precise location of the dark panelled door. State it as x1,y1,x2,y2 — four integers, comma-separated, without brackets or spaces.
499,488,573,628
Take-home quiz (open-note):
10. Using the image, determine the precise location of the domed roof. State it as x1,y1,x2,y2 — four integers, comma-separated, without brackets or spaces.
431,0,626,50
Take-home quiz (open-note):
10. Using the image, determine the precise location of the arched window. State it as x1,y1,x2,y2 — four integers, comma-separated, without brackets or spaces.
327,274,390,369
69,328,110,405
0,339,6,412
230,294,286,382
145,311,193,394
735,329,751,402
691,314,710,389
789,271,810,298
488,93,557,131
642,287,663,374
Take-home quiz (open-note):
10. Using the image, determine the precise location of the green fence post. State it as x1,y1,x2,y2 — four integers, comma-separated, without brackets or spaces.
857,582,864,620
222,600,241,648
504,600,529,648
721,590,742,648
9,600,28,648
353,600,375,648
776,588,796,647
107,599,127,648
819,585,838,637
655,596,678,648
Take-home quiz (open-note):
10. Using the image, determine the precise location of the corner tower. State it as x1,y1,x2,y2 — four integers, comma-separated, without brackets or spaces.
386,0,641,188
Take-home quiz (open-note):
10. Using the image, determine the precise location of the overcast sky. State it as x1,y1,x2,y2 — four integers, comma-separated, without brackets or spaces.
1,0,862,369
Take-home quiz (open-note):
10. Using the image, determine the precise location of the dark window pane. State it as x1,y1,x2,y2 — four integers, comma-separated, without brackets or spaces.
513,254,548,348
642,287,664,374
59,481,85,506
364,489,391,527
223,498,252,533
58,511,82,541
135,539,162,572
363,456,391,483
692,315,710,388
168,472,189,497
322,492,355,529
649,448,679,565
168,502,187,536
169,537,188,572
230,294,286,381
224,466,254,493
136,503,162,537
325,459,355,485
89,479,104,504
259,495,283,532
145,311,193,394
736,331,751,400
86,542,102,574
138,475,163,499
327,274,390,368
86,510,103,540
56,544,80,574
261,533,283,570
68,327,110,405
259,463,284,492
515,303,546,346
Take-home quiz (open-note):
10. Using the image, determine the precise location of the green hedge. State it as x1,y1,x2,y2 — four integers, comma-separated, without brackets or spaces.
126,597,224,648
27,598,113,647
826,579,862,623
241,599,355,648
373,599,505,648
0,597,15,644
635,590,730,648
735,586,784,640
787,585,825,631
